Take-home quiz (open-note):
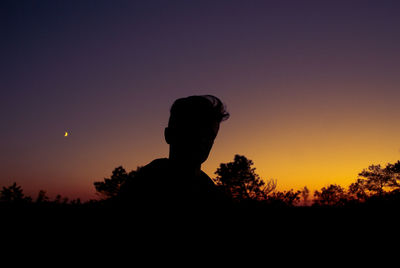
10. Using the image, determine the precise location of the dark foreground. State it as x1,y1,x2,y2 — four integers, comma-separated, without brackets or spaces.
2,201,398,230
2,202,398,260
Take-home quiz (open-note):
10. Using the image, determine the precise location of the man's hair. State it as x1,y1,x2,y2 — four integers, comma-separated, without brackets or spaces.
168,95,229,128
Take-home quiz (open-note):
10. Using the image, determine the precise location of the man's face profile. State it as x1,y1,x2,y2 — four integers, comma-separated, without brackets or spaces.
165,119,220,166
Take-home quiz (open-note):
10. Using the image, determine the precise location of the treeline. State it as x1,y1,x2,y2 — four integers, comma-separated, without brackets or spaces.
1,154,400,209
0,182,87,209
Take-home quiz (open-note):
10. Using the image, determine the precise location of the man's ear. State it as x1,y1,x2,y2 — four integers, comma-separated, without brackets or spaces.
164,127,171,144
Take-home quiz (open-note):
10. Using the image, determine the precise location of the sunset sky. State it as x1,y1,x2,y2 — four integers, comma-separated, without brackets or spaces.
2,0,400,201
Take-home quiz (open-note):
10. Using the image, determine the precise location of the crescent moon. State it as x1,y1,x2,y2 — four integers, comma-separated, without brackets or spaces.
64,131,69,137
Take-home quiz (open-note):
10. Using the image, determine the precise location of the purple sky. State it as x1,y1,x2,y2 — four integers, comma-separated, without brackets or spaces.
1,0,400,200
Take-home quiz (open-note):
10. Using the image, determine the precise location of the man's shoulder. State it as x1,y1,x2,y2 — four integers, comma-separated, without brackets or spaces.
118,158,169,198
140,158,170,172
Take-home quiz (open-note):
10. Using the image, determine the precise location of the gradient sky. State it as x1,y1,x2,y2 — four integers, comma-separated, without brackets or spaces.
2,0,400,201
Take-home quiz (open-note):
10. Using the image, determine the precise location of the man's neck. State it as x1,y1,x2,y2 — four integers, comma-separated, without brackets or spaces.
168,157,202,178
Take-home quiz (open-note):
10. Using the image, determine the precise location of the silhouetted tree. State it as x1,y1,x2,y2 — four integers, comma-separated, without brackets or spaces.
385,160,400,187
313,184,348,207
93,166,142,199
54,194,62,204
0,182,32,204
265,189,301,207
344,161,400,206
357,164,398,196
348,178,369,202
301,186,310,206
213,155,276,202
62,197,69,204
70,198,81,205
36,190,49,203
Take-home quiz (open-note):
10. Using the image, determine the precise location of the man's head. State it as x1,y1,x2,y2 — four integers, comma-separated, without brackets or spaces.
165,95,229,166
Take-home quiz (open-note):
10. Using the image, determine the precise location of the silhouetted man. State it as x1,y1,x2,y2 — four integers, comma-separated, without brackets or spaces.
119,95,230,211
